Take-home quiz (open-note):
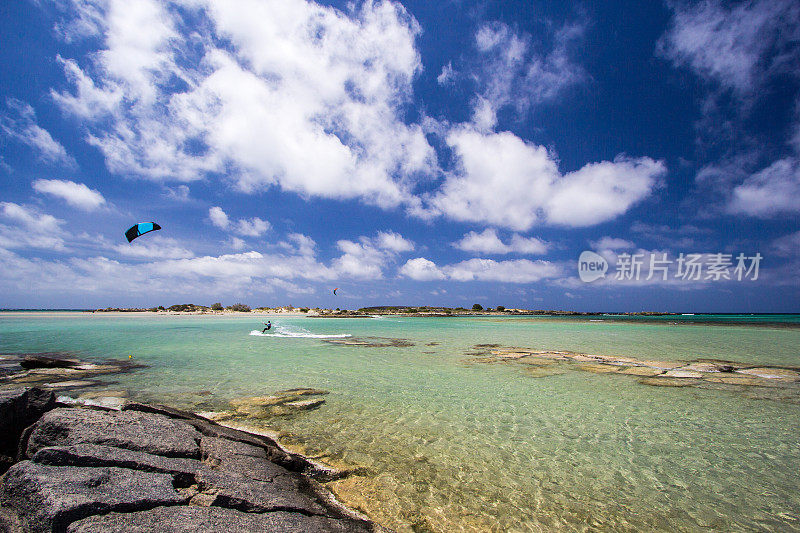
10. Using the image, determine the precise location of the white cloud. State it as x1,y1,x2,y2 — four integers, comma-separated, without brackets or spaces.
659,0,799,95
32,179,106,211
590,236,634,251
208,206,230,229
235,217,270,237
208,206,270,237
424,127,665,230
53,0,436,209
469,20,585,126
164,184,190,201
728,158,800,216
0,100,75,167
400,256,560,283
436,62,455,85
445,258,560,283
328,230,415,279
0,202,66,251
454,228,547,255
399,257,446,281
375,230,414,252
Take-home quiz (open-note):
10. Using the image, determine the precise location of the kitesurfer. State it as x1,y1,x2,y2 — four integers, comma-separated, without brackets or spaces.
262,321,271,333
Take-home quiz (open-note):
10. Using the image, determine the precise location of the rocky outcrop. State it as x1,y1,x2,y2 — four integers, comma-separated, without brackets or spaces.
1,354,147,393
26,408,202,459
0,388,55,473
0,462,186,533
66,506,372,533
0,400,383,532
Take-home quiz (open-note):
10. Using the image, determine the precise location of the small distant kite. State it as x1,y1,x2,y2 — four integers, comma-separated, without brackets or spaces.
333,288,339,295
125,222,161,243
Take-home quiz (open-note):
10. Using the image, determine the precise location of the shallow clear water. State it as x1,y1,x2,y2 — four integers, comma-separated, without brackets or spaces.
1,313,799,531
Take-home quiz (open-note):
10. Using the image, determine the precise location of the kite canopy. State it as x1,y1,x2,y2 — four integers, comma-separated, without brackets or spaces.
125,222,161,243
333,288,339,295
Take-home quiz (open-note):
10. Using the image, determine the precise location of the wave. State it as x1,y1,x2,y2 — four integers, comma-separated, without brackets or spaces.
249,325,351,339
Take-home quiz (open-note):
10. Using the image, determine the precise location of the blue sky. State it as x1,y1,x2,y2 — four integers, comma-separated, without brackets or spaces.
1,0,799,311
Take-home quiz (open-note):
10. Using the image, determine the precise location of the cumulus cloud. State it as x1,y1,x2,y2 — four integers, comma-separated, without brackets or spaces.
331,230,415,279
375,230,414,252
208,206,270,237
0,202,67,251
454,228,548,255
0,100,75,166
399,257,446,281
423,127,665,230
400,256,560,283
52,0,436,209
32,179,106,211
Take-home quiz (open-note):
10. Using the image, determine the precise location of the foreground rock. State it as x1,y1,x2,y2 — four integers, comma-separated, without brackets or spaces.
67,506,371,533
0,395,383,532
0,388,55,473
1,462,185,533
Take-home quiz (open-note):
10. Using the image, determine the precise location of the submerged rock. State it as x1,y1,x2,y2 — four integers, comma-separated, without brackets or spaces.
578,364,620,374
638,377,698,387
285,399,326,410
229,388,329,418
324,337,414,348
617,366,665,377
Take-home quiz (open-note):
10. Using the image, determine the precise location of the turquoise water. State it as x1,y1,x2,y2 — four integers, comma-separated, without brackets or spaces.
2,313,800,531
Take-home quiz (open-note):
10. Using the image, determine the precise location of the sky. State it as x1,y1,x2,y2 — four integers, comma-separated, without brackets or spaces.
0,0,799,312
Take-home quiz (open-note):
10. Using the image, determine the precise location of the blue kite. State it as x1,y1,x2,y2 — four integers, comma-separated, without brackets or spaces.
125,222,161,243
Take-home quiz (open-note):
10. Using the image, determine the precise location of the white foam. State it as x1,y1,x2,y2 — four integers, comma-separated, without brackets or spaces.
249,325,351,339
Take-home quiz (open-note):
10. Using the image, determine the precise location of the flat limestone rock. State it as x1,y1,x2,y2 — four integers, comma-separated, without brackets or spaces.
31,444,200,486
66,506,373,533
0,461,186,533
663,369,706,379
26,408,202,459
617,366,664,377
737,367,800,381
194,465,328,516
577,364,620,374
638,360,685,370
680,362,732,373
638,377,697,387
702,375,770,386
